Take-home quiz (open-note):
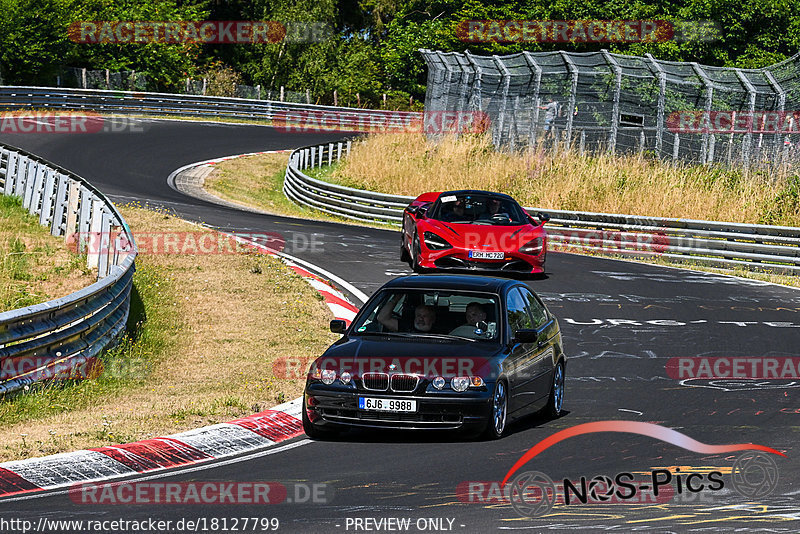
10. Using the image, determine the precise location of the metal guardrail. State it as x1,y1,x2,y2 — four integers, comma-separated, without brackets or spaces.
0,86,416,125
284,141,800,275
0,143,136,395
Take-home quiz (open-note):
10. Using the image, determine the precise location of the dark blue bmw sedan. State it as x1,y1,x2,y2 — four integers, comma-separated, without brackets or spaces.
303,274,566,439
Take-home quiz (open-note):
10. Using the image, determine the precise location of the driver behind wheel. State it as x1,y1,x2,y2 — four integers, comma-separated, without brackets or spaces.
377,295,437,332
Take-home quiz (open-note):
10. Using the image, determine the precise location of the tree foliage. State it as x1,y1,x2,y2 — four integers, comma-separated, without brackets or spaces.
0,0,797,106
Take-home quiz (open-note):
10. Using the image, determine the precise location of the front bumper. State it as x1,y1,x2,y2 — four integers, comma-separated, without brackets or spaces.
304,383,493,431
420,248,545,274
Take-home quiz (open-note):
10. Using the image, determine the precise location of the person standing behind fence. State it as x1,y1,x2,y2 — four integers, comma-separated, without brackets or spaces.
539,98,560,140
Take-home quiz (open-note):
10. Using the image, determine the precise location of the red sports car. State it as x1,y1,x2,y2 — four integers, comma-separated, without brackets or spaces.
401,190,550,275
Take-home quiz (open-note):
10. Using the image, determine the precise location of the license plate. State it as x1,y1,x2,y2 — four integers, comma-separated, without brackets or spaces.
469,250,504,260
358,397,417,412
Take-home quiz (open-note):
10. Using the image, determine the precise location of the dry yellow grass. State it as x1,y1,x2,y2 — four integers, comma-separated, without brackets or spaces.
0,205,337,461
332,133,800,227
0,195,95,312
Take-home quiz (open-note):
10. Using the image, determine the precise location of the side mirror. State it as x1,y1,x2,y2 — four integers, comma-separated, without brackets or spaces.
417,206,428,218
513,328,538,344
330,319,347,334
406,205,419,215
538,212,551,223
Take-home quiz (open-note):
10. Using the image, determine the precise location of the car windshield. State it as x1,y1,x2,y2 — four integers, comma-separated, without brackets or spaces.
429,193,529,226
351,289,500,341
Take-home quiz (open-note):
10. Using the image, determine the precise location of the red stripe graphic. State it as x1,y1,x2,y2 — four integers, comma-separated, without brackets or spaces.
0,467,40,495
502,420,785,487
92,438,212,472
228,410,303,442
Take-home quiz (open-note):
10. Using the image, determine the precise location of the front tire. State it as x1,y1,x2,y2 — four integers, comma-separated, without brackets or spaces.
302,396,338,440
482,380,508,440
411,233,425,273
542,361,565,419
400,232,411,263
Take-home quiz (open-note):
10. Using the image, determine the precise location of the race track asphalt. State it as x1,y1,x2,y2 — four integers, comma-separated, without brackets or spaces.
1,120,799,533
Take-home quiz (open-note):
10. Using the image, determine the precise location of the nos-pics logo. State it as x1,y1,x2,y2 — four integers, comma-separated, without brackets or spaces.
501,421,783,518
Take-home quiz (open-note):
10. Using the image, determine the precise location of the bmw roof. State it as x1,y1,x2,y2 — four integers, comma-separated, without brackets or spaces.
382,274,522,293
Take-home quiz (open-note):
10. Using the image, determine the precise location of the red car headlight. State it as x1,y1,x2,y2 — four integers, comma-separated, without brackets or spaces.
520,237,543,255
423,231,453,250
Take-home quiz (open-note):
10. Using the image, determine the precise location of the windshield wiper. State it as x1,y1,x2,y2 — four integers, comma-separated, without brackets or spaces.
353,331,406,337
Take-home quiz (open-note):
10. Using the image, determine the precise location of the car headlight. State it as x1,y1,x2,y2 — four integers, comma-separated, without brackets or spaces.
451,377,470,392
432,376,445,390
321,369,336,385
423,231,452,250
340,371,352,385
520,237,543,255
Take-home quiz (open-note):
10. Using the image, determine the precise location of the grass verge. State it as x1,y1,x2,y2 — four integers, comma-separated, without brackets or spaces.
0,205,337,461
203,152,392,229
0,195,95,312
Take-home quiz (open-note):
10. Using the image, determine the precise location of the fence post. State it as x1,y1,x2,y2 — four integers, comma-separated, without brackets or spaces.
280,86,285,101
98,209,111,278
306,89,311,104
77,187,92,254
14,156,29,198
105,69,110,89
708,134,716,163
522,52,542,148
81,68,87,89
87,197,102,270
333,90,338,106
337,141,343,161
493,55,512,146
202,77,207,96
4,152,17,195
464,51,483,120
639,130,646,156
51,174,69,236
28,162,47,215
602,50,622,153
561,52,579,149
691,63,714,164
256,84,261,99
672,133,680,163
727,122,734,165
734,69,756,167
763,70,786,163
328,143,334,165
435,51,452,114
39,170,56,227
346,139,352,157
579,129,586,156
646,53,667,156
